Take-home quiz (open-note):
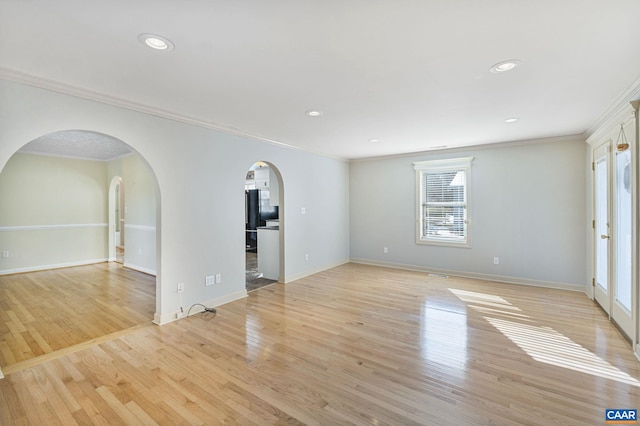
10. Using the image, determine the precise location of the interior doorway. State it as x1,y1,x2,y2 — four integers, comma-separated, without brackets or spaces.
114,177,125,263
244,161,283,292
109,175,126,264
0,131,161,370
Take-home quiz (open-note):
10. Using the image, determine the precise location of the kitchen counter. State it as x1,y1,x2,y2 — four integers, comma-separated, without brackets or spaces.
257,227,279,280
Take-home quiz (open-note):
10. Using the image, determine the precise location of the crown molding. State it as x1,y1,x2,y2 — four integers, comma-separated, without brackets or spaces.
16,149,135,162
585,73,640,140
350,134,585,163
585,104,636,146
0,68,348,162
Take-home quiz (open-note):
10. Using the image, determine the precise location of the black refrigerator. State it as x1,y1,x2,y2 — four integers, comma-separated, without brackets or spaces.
245,189,278,252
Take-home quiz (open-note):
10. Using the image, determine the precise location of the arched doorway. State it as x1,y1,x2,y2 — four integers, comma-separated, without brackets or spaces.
0,130,161,369
244,161,284,291
0,129,160,285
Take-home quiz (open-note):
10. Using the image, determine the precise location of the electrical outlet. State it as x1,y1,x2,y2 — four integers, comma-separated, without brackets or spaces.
2,251,8,258
205,275,214,286
493,257,499,265
383,247,388,254
300,207,306,215
215,273,222,284
177,282,184,293
305,253,309,261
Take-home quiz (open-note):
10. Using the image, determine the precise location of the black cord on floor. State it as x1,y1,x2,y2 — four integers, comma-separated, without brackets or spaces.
187,303,217,318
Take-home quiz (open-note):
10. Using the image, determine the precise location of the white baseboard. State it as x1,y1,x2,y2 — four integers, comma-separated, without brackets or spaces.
283,258,350,283
153,289,248,325
123,263,156,276
0,258,108,276
350,258,585,292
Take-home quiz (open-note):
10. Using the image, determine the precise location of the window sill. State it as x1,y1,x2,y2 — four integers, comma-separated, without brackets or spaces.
416,238,471,248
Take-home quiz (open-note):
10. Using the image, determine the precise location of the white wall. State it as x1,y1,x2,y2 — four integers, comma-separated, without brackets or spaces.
350,137,588,290
0,153,108,273
108,154,157,275
0,79,350,323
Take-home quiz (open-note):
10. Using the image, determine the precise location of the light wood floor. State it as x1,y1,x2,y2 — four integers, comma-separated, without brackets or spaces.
1,263,640,425
0,262,155,368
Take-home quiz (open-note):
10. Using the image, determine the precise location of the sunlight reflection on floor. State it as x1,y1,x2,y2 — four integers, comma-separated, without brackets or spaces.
486,316,640,387
449,288,640,387
421,302,467,372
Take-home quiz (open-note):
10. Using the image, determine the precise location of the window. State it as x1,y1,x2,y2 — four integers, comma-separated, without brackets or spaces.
413,157,473,247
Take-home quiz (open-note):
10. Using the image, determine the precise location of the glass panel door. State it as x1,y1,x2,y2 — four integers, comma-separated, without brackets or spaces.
615,148,632,311
612,145,633,338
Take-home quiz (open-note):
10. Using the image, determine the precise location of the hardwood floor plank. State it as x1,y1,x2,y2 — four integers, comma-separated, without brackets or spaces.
95,385,143,425
0,263,155,368
0,374,28,425
1,263,640,425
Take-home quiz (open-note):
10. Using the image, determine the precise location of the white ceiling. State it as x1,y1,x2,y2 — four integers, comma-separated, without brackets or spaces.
2,1,640,160
19,131,131,161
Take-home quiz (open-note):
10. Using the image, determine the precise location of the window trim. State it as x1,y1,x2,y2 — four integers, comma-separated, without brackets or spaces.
413,157,473,248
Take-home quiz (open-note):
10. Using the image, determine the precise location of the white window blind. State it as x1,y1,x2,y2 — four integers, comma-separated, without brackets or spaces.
413,157,473,247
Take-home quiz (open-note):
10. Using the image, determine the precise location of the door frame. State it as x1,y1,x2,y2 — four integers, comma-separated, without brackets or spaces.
588,107,638,350
243,161,285,287
593,140,611,314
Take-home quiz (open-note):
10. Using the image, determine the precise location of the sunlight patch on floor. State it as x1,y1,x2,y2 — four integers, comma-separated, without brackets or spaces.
448,287,640,387
486,316,640,387
448,288,522,312
465,305,532,320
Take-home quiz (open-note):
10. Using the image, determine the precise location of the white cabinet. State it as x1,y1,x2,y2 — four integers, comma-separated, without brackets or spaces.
257,227,280,280
253,167,269,189
268,167,279,206
247,166,279,207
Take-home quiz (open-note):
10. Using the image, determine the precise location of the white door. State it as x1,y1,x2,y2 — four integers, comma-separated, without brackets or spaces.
593,142,610,313
593,136,635,340
611,145,633,338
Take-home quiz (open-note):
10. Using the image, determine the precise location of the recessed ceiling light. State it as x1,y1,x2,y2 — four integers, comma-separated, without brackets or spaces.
138,33,174,51
504,117,519,123
305,110,323,117
490,59,521,73
369,138,380,143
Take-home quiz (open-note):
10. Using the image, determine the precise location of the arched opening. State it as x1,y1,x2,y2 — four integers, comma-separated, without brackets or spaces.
244,161,284,291
0,129,161,369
